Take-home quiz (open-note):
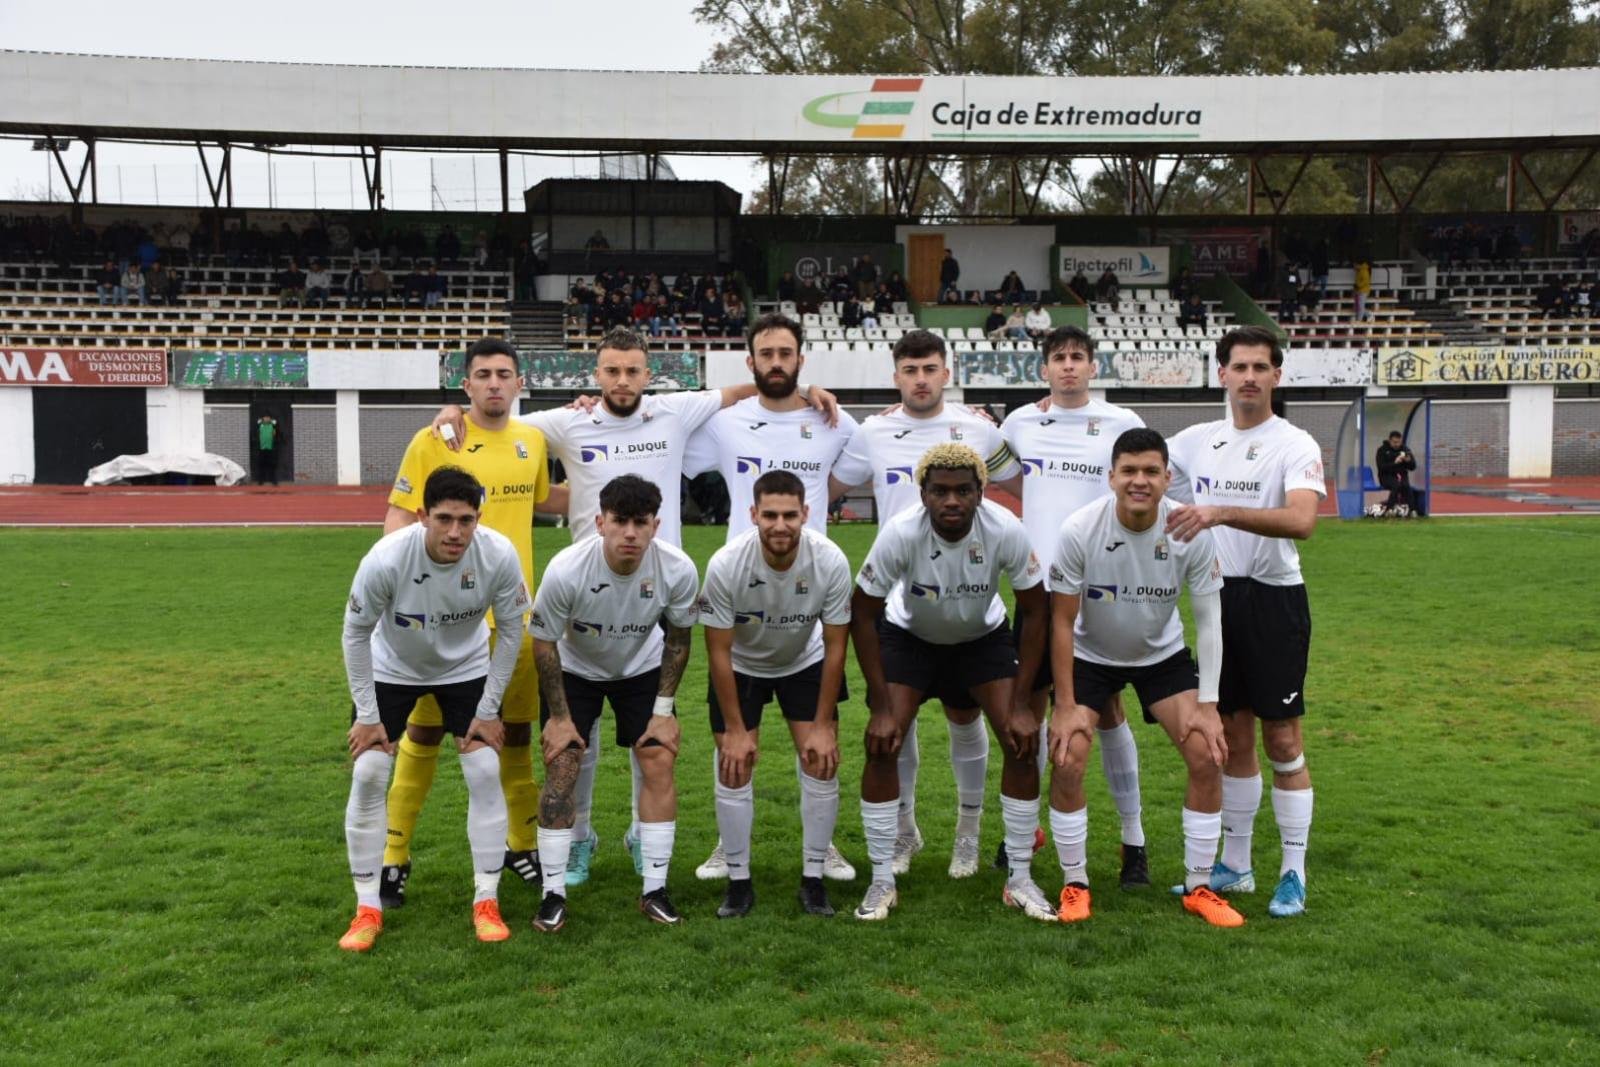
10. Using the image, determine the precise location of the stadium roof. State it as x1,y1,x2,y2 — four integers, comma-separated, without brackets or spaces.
3,51,1600,156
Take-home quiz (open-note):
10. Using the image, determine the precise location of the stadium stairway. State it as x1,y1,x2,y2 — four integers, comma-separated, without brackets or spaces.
1398,295,1497,345
510,300,566,350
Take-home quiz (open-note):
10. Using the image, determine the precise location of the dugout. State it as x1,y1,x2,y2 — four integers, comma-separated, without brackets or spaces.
1334,396,1432,519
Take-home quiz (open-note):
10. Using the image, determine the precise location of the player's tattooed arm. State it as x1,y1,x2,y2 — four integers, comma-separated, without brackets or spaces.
656,624,693,698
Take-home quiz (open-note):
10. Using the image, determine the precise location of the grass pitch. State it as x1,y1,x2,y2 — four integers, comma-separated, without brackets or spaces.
2,517,1597,1065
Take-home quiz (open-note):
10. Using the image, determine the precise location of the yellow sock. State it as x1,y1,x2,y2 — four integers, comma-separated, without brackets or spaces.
383,735,440,866
500,744,539,853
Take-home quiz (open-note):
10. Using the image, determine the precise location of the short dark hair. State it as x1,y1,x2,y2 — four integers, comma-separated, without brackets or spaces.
1110,427,1169,466
463,337,519,376
1216,325,1283,367
1388,430,1403,439
748,311,804,353
422,466,484,512
752,469,806,505
1041,324,1096,361
598,475,662,521
598,325,649,356
892,328,947,364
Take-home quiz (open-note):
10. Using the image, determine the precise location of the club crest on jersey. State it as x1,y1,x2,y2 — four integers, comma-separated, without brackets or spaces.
695,594,713,615
1049,562,1066,583
1026,552,1041,577
734,609,765,625
1153,540,1169,561
347,594,363,615
460,570,476,590
885,466,914,485
860,562,877,584
531,609,546,629
800,423,814,439
515,440,529,460
795,577,809,595
640,409,654,423
1086,418,1101,437
1194,476,1212,494
735,456,763,474
394,477,413,495
1020,457,1045,477
1245,441,1261,461
1305,460,1325,481
968,543,985,565
580,445,609,463
394,612,426,629
949,426,964,441
909,582,941,601
1085,584,1118,602
572,619,603,636
640,580,655,600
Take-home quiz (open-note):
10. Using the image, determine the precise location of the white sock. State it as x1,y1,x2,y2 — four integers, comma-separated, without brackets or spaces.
1035,717,1050,777
1221,773,1263,872
460,747,508,903
1182,807,1222,890
1273,786,1313,883
1097,722,1144,847
896,722,919,834
1000,793,1040,881
571,720,601,841
714,771,755,881
861,798,899,885
639,820,676,893
798,758,838,879
628,748,644,840
345,748,394,910
537,827,572,897
1049,805,1089,887
948,717,988,837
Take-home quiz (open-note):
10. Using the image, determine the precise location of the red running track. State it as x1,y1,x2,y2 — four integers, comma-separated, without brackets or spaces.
3,477,1599,527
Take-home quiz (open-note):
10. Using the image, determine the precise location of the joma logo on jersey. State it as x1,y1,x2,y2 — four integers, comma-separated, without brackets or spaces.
909,582,941,600
885,466,914,485
580,445,609,463
1085,585,1118,602
394,612,427,628
734,609,766,625
572,619,603,636
736,456,764,474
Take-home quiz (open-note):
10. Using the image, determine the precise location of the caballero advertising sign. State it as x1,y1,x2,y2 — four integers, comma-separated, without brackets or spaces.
1377,346,1600,385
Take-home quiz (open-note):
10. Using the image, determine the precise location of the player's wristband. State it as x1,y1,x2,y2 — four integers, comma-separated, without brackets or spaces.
652,696,676,718
439,423,456,443
475,708,500,721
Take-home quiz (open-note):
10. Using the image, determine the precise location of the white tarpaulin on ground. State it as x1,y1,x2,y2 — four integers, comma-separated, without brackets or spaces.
85,452,246,487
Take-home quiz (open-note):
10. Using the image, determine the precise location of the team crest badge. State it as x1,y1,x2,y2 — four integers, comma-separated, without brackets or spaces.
949,425,964,441
1049,563,1066,583
796,578,809,595
1086,418,1101,437
1245,441,1261,461
460,570,477,590
347,594,363,615
1153,540,1169,561
800,423,814,440
640,580,655,600
860,562,876,584
394,477,412,495
515,440,529,460
968,543,985,565
640,409,654,423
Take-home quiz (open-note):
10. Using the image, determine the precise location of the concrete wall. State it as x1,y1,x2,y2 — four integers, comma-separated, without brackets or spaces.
204,404,250,471
1554,399,1600,476
293,406,337,485
1431,400,1510,478
895,224,1057,296
359,405,437,486
0,387,35,484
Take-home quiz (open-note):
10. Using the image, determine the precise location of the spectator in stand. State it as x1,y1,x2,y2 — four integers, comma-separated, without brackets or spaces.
1067,268,1091,303
984,303,1007,340
697,286,724,336
999,270,1025,300
938,249,961,303
1564,279,1590,317
403,264,428,307
872,282,896,321
795,274,823,314
167,225,191,264
1311,240,1330,294
633,292,656,333
1353,257,1374,322
827,266,854,304
603,290,632,330
435,225,461,266
424,265,447,309
277,259,306,307
1298,279,1322,316
585,228,610,251
1535,278,1568,318
96,257,121,305
1580,228,1600,269
1586,279,1600,318
365,263,391,307
473,231,490,268
145,261,180,306
885,270,909,302
344,261,368,306
1494,228,1521,266
1023,301,1052,340
1170,266,1194,302
120,262,145,305
776,270,797,302
1178,292,1208,329
136,234,159,269
1094,268,1120,304
840,292,864,329
651,293,681,336
1277,262,1300,322
723,291,748,336
305,260,332,308
854,253,879,299
1005,305,1028,340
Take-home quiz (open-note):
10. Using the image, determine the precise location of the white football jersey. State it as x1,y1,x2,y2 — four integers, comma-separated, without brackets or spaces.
683,396,865,540
1049,496,1223,667
698,527,853,677
857,499,1042,644
837,404,1020,523
343,524,530,713
1001,397,1144,555
1166,414,1325,585
517,390,723,548
529,535,700,681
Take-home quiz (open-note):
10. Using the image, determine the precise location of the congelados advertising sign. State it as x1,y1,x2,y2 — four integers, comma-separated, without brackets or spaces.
1377,346,1600,385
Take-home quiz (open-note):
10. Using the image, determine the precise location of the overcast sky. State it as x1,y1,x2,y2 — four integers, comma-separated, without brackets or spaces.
0,0,763,210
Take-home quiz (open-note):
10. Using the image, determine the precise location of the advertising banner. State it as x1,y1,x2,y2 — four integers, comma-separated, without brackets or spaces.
1376,346,1600,385
957,349,1204,388
1281,348,1374,387
440,349,703,391
1557,212,1600,249
173,350,309,389
1058,247,1170,286
775,243,903,287
307,349,442,391
0,347,167,387
1160,227,1266,278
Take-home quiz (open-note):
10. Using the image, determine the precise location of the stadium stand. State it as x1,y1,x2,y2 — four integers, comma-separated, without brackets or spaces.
1436,258,1600,345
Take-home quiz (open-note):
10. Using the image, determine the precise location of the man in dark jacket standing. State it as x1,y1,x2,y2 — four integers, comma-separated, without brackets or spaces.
939,249,961,303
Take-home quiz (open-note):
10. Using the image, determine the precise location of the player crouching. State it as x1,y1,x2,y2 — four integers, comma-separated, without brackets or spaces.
338,467,530,950
850,444,1051,921
1046,429,1242,927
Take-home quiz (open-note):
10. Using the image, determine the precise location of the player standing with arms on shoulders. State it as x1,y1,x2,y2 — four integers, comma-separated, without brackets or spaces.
1046,428,1243,927
1164,325,1324,918
338,467,530,950
698,470,854,917
527,475,700,929
849,444,1049,922
1000,325,1151,887
831,330,1024,880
